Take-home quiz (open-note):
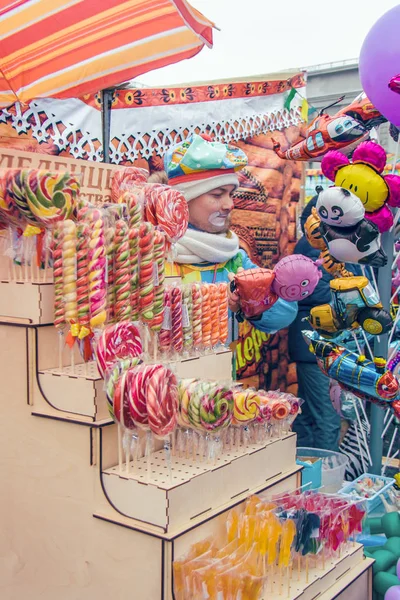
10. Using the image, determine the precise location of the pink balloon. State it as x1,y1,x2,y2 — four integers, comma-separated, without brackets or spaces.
360,5,400,127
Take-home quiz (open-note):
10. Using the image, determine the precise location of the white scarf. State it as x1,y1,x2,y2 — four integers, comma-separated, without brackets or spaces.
175,228,240,264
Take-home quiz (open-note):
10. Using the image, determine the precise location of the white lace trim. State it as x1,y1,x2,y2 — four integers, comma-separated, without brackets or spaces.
0,89,306,164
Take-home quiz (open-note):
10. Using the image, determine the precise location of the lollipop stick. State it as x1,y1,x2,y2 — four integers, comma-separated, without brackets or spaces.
124,431,130,475
58,331,64,371
43,245,50,282
306,557,309,584
117,425,123,474
70,346,75,374
165,437,172,484
146,430,152,481
297,555,300,582
8,228,15,281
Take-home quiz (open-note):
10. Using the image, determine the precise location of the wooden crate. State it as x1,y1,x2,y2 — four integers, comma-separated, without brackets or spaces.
0,280,54,324
99,423,297,533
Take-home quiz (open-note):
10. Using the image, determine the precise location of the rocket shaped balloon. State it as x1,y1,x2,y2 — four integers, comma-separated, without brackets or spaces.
302,330,400,422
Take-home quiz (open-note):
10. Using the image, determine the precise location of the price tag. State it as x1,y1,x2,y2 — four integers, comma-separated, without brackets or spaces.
161,306,172,330
153,261,159,286
182,303,190,328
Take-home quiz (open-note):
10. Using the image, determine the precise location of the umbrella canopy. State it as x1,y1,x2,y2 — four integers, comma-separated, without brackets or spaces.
0,0,214,108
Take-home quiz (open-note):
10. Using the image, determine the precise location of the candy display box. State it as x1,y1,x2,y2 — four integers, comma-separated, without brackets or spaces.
338,473,395,513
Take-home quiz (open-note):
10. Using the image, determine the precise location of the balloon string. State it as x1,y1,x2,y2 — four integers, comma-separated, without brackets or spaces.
388,307,400,346
352,400,372,467
382,413,394,439
382,428,398,475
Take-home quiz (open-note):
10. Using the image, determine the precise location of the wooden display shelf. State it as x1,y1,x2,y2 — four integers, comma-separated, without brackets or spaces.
0,280,54,324
317,557,373,600
100,426,297,533
260,544,364,600
37,361,109,421
34,328,232,422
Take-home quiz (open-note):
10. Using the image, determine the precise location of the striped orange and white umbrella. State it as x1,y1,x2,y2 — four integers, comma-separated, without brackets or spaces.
0,0,214,108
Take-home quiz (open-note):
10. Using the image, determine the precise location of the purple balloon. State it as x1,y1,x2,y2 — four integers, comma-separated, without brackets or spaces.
385,586,400,600
359,5,400,127
398,558,400,580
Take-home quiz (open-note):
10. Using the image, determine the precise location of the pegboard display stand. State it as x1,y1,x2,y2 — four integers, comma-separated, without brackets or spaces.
0,288,374,599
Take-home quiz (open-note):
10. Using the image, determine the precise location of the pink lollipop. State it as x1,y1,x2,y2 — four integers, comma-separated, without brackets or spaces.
95,322,142,378
146,365,179,437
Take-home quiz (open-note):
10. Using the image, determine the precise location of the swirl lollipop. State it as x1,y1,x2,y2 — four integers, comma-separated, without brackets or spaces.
144,185,189,244
22,170,79,225
232,390,260,426
106,357,142,422
95,321,142,378
146,365,179,438
188,381,233,432
111,167,148,203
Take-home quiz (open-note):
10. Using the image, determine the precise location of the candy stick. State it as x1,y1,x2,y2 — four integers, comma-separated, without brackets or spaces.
114,220,132,322
201,284,212,349
182,285,193,351
139,222,155,322
128,227,140,320
149,230,166,332
159,288,172,355
88,210,107,331
171,285,183,354
209,283,219,347
127,192,141,320
62,220,78,372
105,224,116,323
117,424,123,475
76,222,91,365
52,225,66,370
218,283,229,344
192,283,203,349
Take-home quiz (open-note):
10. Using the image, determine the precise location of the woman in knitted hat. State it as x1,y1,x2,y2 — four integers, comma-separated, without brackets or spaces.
161,133,297,334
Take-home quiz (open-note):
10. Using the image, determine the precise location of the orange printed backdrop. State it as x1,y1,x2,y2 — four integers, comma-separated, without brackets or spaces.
232,127,305,393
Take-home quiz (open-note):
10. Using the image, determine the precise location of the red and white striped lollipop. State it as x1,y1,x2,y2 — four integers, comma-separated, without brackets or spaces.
111,167,148,203
146,365,178,438
95,321,142,378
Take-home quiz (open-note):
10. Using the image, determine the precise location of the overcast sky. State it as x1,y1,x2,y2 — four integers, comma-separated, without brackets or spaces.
137,0,399,86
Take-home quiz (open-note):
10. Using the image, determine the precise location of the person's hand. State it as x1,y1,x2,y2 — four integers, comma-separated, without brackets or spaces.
227,268,243,313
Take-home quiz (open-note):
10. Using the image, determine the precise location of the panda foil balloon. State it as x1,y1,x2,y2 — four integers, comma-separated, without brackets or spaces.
316,187,387,267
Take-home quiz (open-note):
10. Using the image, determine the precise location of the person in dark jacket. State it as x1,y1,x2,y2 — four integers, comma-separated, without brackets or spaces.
288,197,341,451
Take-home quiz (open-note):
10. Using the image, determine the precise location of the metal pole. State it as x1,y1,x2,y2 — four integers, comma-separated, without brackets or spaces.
370,229,394,474
101,89,113,164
